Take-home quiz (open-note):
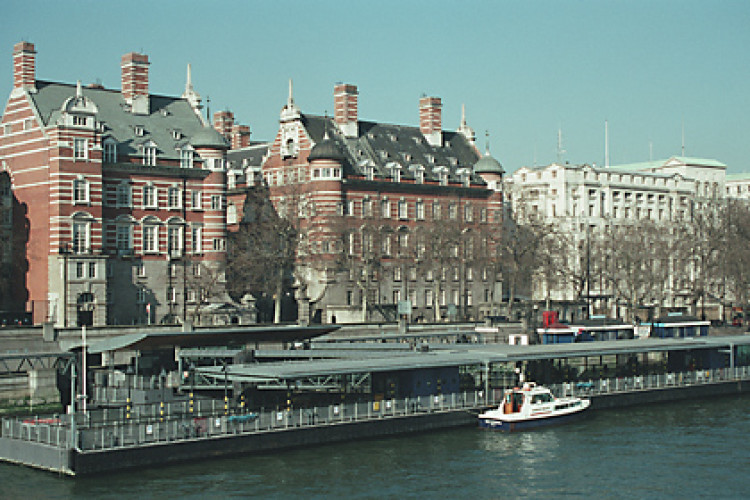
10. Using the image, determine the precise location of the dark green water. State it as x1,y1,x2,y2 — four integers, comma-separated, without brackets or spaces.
2,396,749,499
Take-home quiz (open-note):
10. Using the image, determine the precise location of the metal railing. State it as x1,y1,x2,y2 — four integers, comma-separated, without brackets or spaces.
1,391,488,453
3,365,750,453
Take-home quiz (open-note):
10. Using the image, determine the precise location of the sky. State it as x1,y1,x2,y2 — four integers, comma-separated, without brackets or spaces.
2,0,750,173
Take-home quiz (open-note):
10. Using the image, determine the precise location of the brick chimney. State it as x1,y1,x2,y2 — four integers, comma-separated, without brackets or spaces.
334,83,358,137
213,110,234,138
419,96,442,147
121,52,149,114
231,124,251,149
13,41,36,91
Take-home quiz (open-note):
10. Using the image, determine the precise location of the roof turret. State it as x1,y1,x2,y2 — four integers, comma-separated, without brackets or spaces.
191,126,229,149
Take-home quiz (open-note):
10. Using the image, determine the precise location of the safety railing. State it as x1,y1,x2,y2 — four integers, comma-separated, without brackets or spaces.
3,365,750,453
1,390,489,452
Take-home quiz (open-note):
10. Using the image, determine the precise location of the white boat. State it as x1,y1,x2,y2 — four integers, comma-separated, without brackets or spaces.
478,382,590,431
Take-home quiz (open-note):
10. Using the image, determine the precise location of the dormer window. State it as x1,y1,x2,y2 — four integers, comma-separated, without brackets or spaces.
388,133,397,142
172,130,182,140
402,153,412,162
180,147,194,168
73,116,87,127
425,154,435,164
143,145,157,166
458,168,470,187
378,150,388,160
135,125,145,137
434,166,449,186
415,169,424,184
103,140,117,163
447,157,458,167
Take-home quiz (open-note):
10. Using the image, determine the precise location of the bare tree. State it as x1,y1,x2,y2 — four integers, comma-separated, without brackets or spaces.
184,259,226,325
226,184,297,323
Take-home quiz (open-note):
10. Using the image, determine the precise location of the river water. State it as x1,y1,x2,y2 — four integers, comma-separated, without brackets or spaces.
2,395,748,499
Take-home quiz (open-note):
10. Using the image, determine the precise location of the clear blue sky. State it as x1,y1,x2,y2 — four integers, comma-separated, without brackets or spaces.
2,0,749,173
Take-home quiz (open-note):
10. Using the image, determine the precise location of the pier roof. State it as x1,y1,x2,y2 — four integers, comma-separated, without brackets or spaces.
85,325,339,354
195,335,750,383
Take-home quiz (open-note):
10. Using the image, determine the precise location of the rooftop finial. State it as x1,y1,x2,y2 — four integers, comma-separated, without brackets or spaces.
76,80,82,99
288,78,294,106
485,130,490,155
461,104,467,128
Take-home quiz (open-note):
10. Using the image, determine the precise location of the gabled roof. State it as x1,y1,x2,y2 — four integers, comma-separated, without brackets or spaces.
29,80,208,161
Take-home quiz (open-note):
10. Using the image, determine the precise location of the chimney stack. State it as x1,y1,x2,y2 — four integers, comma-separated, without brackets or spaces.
334,83,358,137
231,124,251,149
13,41,36,91
419,96,442,147
213,110,234,138
121,52,150,114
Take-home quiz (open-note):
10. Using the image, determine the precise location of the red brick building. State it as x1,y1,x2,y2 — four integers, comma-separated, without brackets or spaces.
228,82,505,323
0,42,251,326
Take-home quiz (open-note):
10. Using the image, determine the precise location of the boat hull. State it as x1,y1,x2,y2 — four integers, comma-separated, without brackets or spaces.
478,407,589,432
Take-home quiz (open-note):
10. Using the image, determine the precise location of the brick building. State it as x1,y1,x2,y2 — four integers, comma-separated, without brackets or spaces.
0,41,252,326
228,82,505,324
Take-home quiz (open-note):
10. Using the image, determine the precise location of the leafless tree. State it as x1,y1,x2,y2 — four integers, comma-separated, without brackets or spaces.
226,184,297,323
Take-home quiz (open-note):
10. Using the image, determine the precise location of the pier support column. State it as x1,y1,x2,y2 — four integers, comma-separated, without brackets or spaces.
29,368,60,403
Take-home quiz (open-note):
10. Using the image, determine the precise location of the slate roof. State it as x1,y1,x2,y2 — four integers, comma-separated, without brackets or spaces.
29,80,211,161
301,114,483,184
227,142,269,170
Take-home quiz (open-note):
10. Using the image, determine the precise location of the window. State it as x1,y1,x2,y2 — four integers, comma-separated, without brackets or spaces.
136,288,147,303
213,238,226,251
433,203,441,220
103,141,117,163
143,145,157,166
24,118,34,130
167,286,176,304
73,177,89,204
180,148,194,168
211,195,223,210
416,200,425,220
74,138,87,159
88,262,96,279
169,263,178,277
393,289,401,303
464,204,473,222
398,200,408,219
136,262,146,277
449,204,458,220
116,224,132,251
398,232,409,254
363,198,372,217
425,289,434,307
191,191,202,210
480,208,487,223
347,199,356,217
117,183,132,207
143,184,156,209
72,221,89,253
192,226,203,254
143,225,158,253
381,199,390,218
168,186,182,209
168,225,183,257
466,290,473,306
76,262,84,279
394,267,402,281
382,234,391,255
